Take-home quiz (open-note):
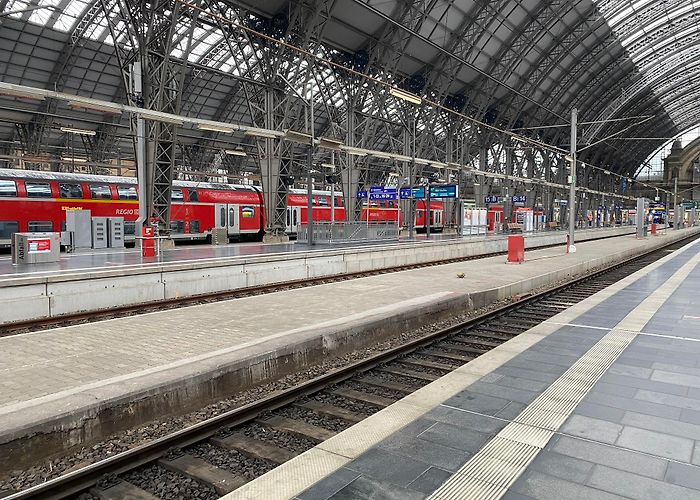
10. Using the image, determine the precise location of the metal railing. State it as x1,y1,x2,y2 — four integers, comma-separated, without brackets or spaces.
297,221,400,244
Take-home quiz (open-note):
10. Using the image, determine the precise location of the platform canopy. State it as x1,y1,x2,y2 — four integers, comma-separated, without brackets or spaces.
0,0,696,228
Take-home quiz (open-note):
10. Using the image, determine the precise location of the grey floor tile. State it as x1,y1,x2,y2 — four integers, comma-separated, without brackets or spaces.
481,373,550,393
551,435,668,479
501,491,537,500
560,414,623,444
599,373,689,396
505,358,567,374
584,391,682,419
329,475,426,500
651,370,700,389
519,350,580,368
346,448,431,487
587,464,700,500
297,467,361,500
465,380,539,405
511,469,625,500
616,426,694,462
693,443,700,466
443,390,512,415
651,363,700,379
417,421,491,454
614,355,655,368
406,467,452,495
573,401,625,423
635,389,700,411
495,401,527,420
377,433,470,472
589,381,638,398
680,408,700,425
429,405,506,434
665,461,700,491
621,411,700,441
608,363,653,379
494,365,560,384
528,450,594,483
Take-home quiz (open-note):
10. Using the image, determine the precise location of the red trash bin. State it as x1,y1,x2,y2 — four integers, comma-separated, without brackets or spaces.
650,223,657,235
142,226,155,257
507,235,525,263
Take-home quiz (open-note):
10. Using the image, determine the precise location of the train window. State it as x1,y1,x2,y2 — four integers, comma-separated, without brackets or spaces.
318,196,329,207
228,207,235,227
0,221,18,238
220,207,225,227
28,221,53,232
189,220,200,234
117,186,137,200
188,189,198,202
0,180,17,197
286,209,291,227
171,189,183,201
90,184,112,200
26,182,51,198
334,197,342,207
293,210,297,227
124,221,136,236
170,220,184,233
59,183,83,199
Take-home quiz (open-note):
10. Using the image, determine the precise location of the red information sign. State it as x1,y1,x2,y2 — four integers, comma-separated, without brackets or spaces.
28,238,51,253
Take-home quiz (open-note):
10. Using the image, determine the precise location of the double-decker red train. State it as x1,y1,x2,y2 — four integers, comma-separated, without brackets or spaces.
0,169,444,247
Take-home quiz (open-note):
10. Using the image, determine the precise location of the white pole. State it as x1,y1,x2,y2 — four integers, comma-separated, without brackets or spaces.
568,108,577,246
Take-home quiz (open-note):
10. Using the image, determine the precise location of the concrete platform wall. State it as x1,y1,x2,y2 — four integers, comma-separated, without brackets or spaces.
0,227,635,326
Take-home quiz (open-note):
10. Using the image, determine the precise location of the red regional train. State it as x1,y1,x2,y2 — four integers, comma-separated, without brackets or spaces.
0,169,444,246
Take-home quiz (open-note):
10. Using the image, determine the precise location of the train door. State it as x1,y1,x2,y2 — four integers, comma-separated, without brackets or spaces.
286,206,301,232
215,204,240,236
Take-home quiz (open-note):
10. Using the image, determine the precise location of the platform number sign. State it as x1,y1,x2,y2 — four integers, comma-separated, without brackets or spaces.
511,195,527,203
484,195,500,204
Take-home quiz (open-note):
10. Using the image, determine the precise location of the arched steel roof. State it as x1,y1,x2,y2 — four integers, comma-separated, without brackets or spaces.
0,0,697,178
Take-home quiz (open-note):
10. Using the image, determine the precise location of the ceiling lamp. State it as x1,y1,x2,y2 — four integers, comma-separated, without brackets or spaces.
60,127,96,136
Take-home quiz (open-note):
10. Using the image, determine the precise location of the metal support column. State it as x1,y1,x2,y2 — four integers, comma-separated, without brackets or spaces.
568,108,577,245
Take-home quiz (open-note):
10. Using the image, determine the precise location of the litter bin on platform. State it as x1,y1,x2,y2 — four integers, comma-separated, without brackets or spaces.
507,235,525,264
141,226,155,257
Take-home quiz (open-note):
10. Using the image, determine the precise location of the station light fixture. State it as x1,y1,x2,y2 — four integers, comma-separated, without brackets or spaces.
224,149,247,157
61,156,88,163
372,151,396,160
68,101,121,114
389,87,422,105
318,137,344,150
244,128,279,139
447,162,462,171
342,146,369,157
145,114,184,125
198,123,235,134
0,87,45,100
320,163,336,170
284,129,313,144
60,127,96,136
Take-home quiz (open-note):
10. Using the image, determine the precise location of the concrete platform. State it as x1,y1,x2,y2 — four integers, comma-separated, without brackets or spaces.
0,227,634,326
0,227,693,472
229,231,700,500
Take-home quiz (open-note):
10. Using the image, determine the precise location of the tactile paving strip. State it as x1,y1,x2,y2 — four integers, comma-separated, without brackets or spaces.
428,329,637,500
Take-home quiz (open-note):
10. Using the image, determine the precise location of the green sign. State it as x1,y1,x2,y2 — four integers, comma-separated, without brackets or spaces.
681,201,700,209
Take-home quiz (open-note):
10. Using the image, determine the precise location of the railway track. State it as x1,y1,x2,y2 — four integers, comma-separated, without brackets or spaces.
1,230,632,337
5,234,693,500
